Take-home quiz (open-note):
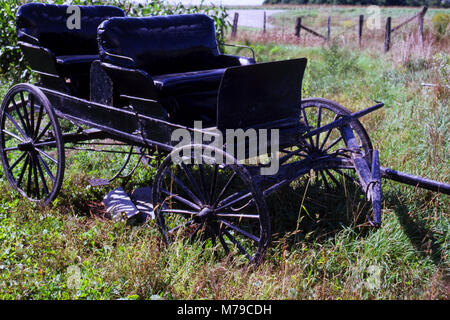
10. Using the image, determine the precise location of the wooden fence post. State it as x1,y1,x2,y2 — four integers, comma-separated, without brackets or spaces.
384,17,391,53
358,15,364,47
295,17,302,38
326,16,331,44
231,12,239,39
418,6,428,45
263,11,266,34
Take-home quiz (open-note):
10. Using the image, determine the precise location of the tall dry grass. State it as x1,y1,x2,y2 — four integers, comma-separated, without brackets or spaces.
229,21,449,68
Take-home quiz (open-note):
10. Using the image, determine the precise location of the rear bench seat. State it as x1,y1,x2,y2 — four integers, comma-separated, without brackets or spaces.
97,14,255,126
16,3,125,98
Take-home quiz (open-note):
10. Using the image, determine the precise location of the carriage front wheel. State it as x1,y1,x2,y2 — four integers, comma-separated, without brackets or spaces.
0,84,65,205
152,144,271,264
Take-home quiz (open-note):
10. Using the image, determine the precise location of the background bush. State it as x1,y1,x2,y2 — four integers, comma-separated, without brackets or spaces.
0,0,230,83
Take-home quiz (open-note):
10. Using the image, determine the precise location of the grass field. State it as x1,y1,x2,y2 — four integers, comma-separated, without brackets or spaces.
0,6,449,300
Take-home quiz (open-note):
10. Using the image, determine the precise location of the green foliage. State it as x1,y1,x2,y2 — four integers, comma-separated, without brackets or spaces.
432,13,450,36
0,0,30,83
0,0,230,82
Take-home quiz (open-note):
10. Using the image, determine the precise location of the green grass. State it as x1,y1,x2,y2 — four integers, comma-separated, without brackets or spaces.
0,43,448,299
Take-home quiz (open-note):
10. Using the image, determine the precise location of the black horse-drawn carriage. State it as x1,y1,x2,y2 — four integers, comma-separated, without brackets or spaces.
1,3,448,264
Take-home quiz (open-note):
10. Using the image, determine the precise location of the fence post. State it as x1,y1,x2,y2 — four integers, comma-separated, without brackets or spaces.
263,11,266,34
295,17,302,38
384,17,391,53
231,12,239,39
326,16,331,44
358,15,364,47
418,6,428,45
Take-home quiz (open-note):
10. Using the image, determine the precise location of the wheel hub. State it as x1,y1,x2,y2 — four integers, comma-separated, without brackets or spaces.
18,139,34,152
194,206,215,223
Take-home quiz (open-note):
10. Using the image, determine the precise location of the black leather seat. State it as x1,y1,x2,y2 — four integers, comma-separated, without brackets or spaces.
98,14,255,125
16,3,125,97
152,68,226,95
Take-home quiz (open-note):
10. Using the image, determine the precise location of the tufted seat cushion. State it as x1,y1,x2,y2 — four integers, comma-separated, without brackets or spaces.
98,14,221,76
16,3,125,56
98,14,256,125
152,68,225,95
16,3,125,97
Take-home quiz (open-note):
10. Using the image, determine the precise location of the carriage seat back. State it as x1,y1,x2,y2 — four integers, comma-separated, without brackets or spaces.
16,3,126,56
98,14,221,76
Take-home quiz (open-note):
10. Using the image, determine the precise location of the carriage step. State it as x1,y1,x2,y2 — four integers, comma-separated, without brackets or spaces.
103,187,140,221
130,186,155,220
102,187,155,222
89,178,110,187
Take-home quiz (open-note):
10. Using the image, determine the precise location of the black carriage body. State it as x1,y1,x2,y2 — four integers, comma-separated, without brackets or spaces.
16,4,308,154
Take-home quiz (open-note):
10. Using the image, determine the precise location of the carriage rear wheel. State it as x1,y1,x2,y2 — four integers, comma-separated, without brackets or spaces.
152,144,271,265
297,98,373,190
0,84,64,205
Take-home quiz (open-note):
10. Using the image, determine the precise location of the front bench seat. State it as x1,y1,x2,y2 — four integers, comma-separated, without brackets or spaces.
16,3,125,98
152,68,226,95
98,14,255,125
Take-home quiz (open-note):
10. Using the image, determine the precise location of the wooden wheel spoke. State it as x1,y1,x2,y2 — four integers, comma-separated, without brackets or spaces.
36,153,55,182
34,122,52,143
35,147,57,164
218,232,230,254
212,171,237,208
19,92,31,136
11,99,30,136
17,155,30,188
180,162,206,203
166,168,202,205
9,151,27,171
161,189,201,210
168,219,194,235
215,212,260,219
323,136,343,153
319,114,339,151
161,208,197,216
324,169,341,186
216,189,252,211
189,223,203,242
34,154,49,196
29,95,35,137
198,164,210,202
222,229,251,261
315,106,322,147
2,129,24,142
319,170,332,192
219,219,259,243
301,107,316,147
26,157,33,196
4,112,27,138
31,155,40,199
333,169,359,185
209,164,218,204
33,105,44,139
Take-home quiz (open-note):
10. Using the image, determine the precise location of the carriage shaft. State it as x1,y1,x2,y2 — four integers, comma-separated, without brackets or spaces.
303,102,384,139
381,167,450,195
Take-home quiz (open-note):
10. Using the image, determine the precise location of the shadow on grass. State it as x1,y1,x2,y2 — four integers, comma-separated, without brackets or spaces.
265,175,373,247
383,188,447,267
266,175,447,268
